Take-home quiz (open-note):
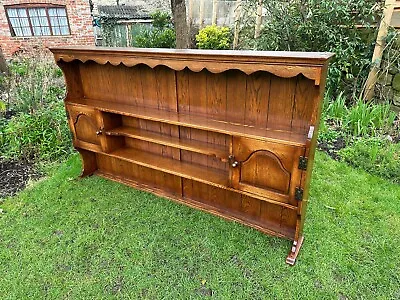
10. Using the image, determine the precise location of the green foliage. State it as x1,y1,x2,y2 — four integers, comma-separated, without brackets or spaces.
324,91,348,120
324,93,397,137
0,101,72,161
196,25,232,50
0,100,6,113
151,11,172,29
239,0,382,95
339,138,400,183
3,54,65,114
133,11,176,48
0,52,71,162
133,28,176,48
319,92,399,182
344,99,396,136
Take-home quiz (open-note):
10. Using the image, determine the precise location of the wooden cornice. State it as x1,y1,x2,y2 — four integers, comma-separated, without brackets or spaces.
50,46,334,85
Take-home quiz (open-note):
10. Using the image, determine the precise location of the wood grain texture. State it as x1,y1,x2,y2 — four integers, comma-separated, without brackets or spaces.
66,97,308,147
52,46,334,84
54,47,332,265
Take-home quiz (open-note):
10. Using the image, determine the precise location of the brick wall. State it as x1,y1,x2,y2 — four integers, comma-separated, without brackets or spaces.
0,0,94,58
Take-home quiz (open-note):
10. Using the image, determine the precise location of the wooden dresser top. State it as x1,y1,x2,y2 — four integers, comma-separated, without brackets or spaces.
50,46,334,85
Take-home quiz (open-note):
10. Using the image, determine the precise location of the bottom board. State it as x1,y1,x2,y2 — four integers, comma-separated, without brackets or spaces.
95,153,297,239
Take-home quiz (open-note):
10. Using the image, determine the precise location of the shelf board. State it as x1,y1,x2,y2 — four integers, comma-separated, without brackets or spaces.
68,98,307,147
106,147,229,189
96,146,297,210
96,169,295,239
105,126,229,161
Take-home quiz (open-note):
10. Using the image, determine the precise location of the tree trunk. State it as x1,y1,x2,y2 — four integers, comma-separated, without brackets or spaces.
171,0,189,49
0,48,8,75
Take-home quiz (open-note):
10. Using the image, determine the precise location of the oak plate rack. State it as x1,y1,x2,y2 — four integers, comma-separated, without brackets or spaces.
51,46,333,265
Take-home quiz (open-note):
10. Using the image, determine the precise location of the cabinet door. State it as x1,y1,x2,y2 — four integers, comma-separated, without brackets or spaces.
66,104,102,152
231,137,305,205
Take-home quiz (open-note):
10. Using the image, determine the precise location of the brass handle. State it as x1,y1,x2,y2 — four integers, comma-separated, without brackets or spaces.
229,155,239,168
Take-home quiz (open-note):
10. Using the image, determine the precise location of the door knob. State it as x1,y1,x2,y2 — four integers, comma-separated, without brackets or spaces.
229,155,239,168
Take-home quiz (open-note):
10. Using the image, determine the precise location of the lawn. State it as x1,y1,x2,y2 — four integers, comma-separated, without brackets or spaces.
0,151,399,299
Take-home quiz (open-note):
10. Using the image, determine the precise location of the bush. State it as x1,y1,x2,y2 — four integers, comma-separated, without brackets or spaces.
238,0,382,96
2,52,65,114
196,25,232,50
0,51,72,162
0,101,72,161
339,138,400,183
133,11,176,48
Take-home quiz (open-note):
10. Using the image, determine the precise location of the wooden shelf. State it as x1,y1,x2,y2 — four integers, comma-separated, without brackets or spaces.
68,98,307,147
97,146,297,210
106,147,229,189
96,169,296,239
105,126,229,161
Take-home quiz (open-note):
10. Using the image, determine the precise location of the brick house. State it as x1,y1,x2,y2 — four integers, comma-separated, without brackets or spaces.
0,0,95,58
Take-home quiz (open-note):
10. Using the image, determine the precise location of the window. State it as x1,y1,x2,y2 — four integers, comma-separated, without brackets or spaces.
6,5,71,37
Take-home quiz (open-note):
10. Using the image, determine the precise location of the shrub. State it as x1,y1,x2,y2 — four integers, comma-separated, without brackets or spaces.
0,50,72,162
1,51,65,114
339,138,400,183
0,101,72,161
134,28,176,48
133,11,176,48
196,25,232,50
238,0,382,96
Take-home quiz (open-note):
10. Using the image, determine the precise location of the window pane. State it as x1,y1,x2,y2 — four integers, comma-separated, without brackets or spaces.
29,8,38,17
60,26,69,35
32,26,42,36
41,26,51,35
21,27,31,36
30,16,40,27
7,6,69,37
39,16,49,27
48,8,69,35
37,8,46,16
13,27,23,36
57,8,67,16
19,17,29,27
48,8,57,17
58,16,68,27
49,16,59,28
52,27,61,35
7,8,18,17
17,8,27,18
9,17,21,29
7,8,32,37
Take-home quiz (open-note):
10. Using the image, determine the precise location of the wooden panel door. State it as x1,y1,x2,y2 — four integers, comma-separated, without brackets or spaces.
65,103,103,152
230,137,305,206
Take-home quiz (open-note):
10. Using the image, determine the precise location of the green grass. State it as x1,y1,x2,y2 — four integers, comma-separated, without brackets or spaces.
0,152,399,299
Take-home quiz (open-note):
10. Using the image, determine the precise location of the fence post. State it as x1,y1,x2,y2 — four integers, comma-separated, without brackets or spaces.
254,0,263,39
233,0,242,49
188,0,193,26
212,0,218,25
199,0,205,28
364,0,396,100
